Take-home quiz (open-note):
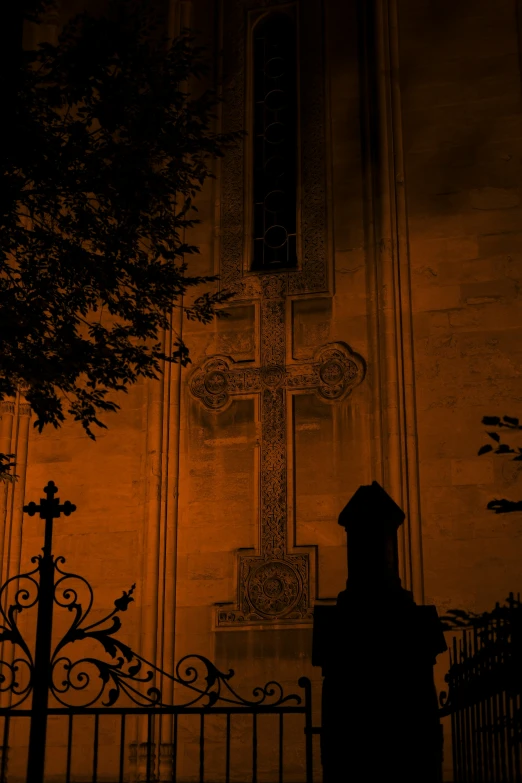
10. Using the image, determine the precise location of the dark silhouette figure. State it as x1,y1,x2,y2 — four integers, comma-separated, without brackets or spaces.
313,481,447,783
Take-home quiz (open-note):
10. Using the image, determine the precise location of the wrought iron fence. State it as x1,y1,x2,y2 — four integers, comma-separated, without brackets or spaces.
0,704,313,782
440,594,522,783
0,482,315,782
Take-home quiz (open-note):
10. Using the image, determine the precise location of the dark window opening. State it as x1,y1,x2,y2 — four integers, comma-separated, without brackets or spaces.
251,13,297,272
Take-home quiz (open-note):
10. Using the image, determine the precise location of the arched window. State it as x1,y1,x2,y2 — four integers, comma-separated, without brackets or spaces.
251,13,298,271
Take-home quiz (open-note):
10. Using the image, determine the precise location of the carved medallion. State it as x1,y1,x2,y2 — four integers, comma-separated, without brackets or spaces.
246,559,302,617
189,357,232,411
316,344,364,402
261,365,285,389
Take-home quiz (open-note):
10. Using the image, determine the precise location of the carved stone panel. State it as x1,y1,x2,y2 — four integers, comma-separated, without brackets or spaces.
188,340,366,627
186,0,366,628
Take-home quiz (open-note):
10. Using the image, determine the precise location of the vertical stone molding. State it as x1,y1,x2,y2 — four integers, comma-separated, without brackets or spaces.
515,0,522,97
0,398,16,583
360,0,424,601
158,742,174,781
0,393,31,714
0,394,31,588
136,1,190,768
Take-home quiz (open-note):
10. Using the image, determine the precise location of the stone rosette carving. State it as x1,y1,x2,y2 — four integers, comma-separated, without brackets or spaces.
246,559,302,617
260,365,285,389
314,343,365,402
188,357,235,411
217,552,313,627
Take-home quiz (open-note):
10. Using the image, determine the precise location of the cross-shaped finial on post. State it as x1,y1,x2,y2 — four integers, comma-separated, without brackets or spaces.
23,481,76,558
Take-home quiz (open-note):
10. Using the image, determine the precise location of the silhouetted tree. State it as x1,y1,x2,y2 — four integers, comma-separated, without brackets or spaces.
478,416,522,513
440,594,522,630
0,0,240,480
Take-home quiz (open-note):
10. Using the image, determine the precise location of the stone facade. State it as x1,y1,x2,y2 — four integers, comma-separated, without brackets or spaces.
2,0,522,780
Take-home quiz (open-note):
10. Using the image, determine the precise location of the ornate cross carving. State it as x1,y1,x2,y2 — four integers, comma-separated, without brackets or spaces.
189,278,365,627
190,343,361,416
187,0,366,627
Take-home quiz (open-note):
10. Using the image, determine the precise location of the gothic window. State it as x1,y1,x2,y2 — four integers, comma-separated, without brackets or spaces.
251,13,298,271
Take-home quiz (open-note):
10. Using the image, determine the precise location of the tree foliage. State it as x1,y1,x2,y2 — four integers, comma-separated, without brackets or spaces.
0,0,239,462
439,597,522,631
478,415,522,513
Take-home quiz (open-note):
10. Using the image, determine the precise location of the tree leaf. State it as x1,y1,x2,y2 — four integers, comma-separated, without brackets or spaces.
487,499,522,514
478,444,493,456
0,1,243,437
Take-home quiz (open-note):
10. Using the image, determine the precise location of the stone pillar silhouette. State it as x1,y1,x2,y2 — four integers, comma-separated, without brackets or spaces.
313,481,447,783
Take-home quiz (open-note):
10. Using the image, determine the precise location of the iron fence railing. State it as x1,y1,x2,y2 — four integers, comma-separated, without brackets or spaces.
0,703,313,783
440,594,522,783
0,481,315,783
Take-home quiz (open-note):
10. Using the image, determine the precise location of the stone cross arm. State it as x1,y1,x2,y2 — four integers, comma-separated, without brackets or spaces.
188,339,366,626
189,341,365,411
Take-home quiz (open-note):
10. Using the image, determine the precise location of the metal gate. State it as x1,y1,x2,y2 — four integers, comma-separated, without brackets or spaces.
0,481,315,782
439,595,522,782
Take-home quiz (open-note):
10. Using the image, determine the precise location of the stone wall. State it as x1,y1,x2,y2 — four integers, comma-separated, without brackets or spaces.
3,1,522,780
399,1,522,777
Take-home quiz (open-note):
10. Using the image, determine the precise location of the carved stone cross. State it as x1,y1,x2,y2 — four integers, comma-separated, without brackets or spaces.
189,0,365,626
189,278,365,627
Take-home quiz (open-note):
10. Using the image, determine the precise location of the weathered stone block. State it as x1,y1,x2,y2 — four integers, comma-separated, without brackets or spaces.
450,458,494,486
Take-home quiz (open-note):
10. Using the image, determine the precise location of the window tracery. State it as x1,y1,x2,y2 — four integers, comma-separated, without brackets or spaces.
251,13,298,271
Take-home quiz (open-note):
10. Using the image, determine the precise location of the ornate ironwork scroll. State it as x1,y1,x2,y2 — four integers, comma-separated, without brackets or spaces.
0,565,39,708
47,559,300,710
0,483,307,783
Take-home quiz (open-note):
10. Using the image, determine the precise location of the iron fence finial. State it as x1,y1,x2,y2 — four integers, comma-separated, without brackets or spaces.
23,481,76,559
